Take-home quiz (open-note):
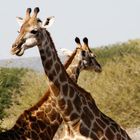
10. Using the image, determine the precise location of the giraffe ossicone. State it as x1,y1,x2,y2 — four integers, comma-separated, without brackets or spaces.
10,7,131,140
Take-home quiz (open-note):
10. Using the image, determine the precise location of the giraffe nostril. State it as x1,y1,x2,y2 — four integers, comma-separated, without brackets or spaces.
12,42,19,48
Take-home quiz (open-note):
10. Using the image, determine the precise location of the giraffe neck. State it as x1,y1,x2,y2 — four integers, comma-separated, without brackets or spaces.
38,29,72,96
63,48,83,83
66,59,82,83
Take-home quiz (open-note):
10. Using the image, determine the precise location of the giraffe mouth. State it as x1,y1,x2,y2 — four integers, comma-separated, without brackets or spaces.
11,40,26,56
15,47,25,56
93,64,102,73
95,67,102,73
84,64,102,73
85,67,101,72
11,45,25,56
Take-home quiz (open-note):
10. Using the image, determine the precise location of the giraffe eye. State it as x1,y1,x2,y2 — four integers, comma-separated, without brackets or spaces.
81,51,86,57
30,29,38,34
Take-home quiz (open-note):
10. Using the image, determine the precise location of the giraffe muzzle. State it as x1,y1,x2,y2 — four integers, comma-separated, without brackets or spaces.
11,41,25,56
11,47,24,56
94,64,102,73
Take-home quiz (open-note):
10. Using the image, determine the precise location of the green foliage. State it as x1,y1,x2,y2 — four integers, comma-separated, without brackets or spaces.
0,39,140,130
0,68,27,119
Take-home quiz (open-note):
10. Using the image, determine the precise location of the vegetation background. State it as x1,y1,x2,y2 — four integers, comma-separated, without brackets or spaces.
0,39,140,132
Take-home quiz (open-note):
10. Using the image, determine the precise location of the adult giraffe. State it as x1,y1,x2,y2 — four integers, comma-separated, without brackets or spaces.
0,10,101,140
11,7,131,140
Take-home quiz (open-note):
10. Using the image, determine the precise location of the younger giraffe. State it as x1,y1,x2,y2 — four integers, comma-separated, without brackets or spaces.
0,10,101,140
11,7,131,140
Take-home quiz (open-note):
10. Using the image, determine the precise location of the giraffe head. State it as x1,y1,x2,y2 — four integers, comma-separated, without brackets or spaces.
11,7,55,56
74,37,102,72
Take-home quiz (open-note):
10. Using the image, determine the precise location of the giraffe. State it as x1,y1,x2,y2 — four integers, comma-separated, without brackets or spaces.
11,7,131,140
0,9,101,140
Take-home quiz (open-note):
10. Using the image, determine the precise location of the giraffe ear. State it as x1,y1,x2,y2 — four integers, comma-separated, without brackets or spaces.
16,17,24,27
42,16,55,29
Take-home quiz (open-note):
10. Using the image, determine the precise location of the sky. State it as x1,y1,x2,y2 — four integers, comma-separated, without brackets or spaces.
0,0,140,60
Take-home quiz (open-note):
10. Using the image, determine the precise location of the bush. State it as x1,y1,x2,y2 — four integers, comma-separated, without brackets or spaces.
0,68,27,119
